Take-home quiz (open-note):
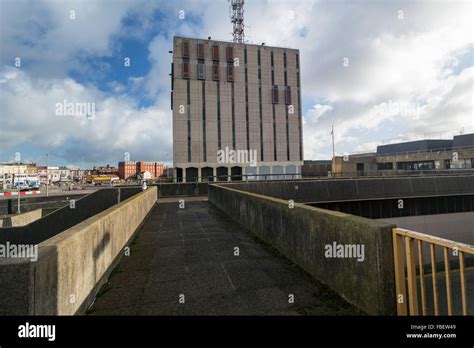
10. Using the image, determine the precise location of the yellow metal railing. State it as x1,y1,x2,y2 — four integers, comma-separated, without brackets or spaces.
392,227,474,316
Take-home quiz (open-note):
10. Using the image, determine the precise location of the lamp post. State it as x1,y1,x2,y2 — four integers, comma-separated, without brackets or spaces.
82,154,85,189
45,154,49,197
331,126,336,179
17,163,21,214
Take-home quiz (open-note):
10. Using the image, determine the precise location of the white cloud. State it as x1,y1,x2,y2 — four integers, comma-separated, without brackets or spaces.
0,67,172,164
0,0,472,165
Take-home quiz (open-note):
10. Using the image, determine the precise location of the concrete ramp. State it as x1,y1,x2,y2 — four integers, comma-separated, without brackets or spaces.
88,200,361,315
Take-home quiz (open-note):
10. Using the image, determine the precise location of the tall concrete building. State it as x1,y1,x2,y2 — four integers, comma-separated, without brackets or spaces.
171,36,303,181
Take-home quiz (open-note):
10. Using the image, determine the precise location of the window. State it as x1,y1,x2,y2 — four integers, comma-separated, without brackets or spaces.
272,86,279,103
212,64,219,81
285,86,291,105
182,41,189,58
212,45,219,61
377,162,393,170
226,46,233,62
197,63,205,80
197,43,204,59
171,62,174,90
227,66,234,81
182,62,189,79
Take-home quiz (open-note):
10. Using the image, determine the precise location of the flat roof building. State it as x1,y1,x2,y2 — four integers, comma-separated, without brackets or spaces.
171,36,303,181
332,133,474,176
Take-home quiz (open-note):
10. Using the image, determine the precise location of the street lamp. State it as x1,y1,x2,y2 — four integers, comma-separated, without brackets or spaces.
17,163,20,214
82,154,85,189
45,154,49,197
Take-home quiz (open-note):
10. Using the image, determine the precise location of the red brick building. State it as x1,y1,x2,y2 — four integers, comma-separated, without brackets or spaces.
118,161,165,180
118,161,136,180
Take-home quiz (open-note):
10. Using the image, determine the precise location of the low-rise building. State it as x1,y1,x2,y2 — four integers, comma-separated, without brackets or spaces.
118,161,166,180
0,163,37,187
137,171,152,180
332,133,474,176
375,133,474,172
301,160,332,177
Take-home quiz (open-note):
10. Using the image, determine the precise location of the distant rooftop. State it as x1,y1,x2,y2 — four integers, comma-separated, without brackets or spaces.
303,160,332,165
376,133,474,155
173,35,299,51
453,133,474,148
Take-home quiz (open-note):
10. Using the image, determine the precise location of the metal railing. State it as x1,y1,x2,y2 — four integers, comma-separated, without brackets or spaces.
392,228,474,316
328,169,474,179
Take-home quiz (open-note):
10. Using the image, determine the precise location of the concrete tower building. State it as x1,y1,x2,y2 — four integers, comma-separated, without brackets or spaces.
171,36,303,182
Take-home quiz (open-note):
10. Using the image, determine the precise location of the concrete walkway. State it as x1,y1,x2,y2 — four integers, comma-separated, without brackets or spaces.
88,199,361,315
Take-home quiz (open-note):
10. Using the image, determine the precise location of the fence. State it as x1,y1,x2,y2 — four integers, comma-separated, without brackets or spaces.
393,227,474,315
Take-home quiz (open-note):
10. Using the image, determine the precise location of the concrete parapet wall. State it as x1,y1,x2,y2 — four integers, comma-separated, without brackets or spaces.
0,187,157,315
0,209,43,227
208,184,397,315
0,187,142,245
156,182,208,197
0,193,88,215
222,175,474,203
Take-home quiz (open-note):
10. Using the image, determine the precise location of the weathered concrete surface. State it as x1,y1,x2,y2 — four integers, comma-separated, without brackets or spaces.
0,209,43,227
88,200,361,315
0,187,142,245
0,192,89,215
0,187,157,315
208,184,397,315
381,212,474,245
155,182,208,197
222,175,474,203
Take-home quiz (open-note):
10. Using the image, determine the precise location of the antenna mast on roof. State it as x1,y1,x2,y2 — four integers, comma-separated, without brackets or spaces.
229,0,245,43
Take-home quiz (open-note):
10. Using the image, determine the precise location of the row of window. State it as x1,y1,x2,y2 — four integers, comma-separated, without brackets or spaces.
377,159,474,170
183,62,234,81
182,41,234,62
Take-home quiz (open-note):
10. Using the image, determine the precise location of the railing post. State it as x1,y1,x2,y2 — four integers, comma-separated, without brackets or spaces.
430,243,439,315
459,251,468,315
405,236,419,315
443,247,453,315
417,240,427,315
392,229,408,315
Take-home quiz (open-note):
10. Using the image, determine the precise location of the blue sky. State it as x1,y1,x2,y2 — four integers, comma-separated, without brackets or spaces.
0,0,473,168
